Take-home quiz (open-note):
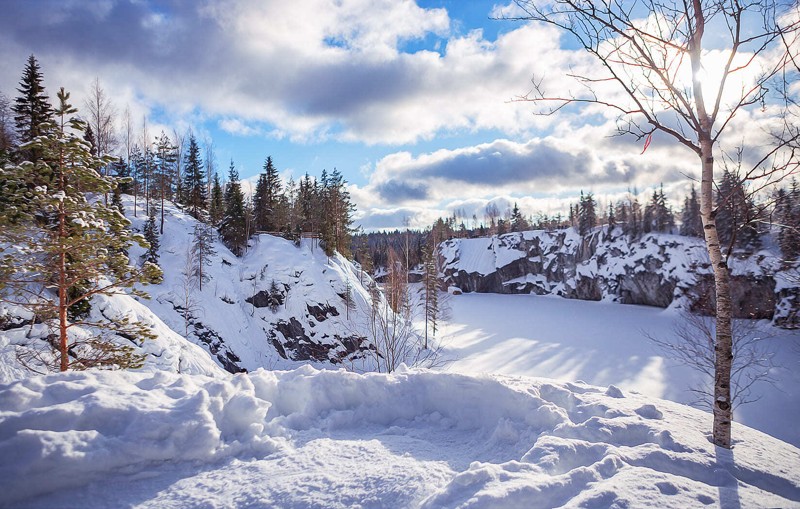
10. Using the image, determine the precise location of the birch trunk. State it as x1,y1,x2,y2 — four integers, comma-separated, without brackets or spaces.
691,0,733,448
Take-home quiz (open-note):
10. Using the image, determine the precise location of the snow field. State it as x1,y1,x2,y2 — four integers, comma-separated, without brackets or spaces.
2,367,799,508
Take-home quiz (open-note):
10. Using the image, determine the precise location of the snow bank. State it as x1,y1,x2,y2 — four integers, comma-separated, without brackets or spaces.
2,368,799,508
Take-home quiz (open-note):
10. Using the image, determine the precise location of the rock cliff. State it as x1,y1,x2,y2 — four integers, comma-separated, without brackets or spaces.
439,228,798,326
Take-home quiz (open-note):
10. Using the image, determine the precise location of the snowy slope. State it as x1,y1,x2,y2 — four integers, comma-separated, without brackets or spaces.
0,292,224,384
1,367,799,508
125,197,379,373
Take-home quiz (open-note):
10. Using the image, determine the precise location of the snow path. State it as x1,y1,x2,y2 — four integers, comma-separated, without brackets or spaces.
439,293,800,447
2,367,800,508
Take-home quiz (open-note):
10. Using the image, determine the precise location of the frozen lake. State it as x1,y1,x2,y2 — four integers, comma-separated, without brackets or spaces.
438,292,800,447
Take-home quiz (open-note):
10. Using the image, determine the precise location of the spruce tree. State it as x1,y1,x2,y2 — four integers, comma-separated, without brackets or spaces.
191,222,216,291
680,185,703,237
182,134,206,219
716,170,762,251
12,55,53,164
578,191,596,236
208,172,224,226
1,87,162,372
220,160,247,256
776,183,800,261
510,202,527,232
142,207,160,265
253,172,269,231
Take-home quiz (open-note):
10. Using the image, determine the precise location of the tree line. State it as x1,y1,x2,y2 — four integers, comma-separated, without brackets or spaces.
357,175,800,272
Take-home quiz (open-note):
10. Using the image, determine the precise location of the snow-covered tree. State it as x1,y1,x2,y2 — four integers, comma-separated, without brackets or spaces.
182,134,206,219
1,87,162,372
220,160,247,256
142,207,160,266
191,222,216,291
12,54,53,164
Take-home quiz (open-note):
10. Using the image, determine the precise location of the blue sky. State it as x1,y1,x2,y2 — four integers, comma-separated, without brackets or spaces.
0,0,791,230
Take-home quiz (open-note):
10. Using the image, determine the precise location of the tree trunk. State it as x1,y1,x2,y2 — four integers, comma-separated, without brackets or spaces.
58,248,69,372
690,0,732,449
698,139,733,448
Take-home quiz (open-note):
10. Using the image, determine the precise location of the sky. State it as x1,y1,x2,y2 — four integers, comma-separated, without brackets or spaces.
0,0,794,231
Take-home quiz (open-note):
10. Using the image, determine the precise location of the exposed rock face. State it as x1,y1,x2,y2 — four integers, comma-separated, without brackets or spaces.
439,228,798,324
269,317,371,363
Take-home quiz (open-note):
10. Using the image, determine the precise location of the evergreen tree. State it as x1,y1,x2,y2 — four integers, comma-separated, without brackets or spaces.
776,183,800,261
578,191,597,236
153,131,177,232
208,172,224,226
607,203,616,230
0,87,162,372
142,207,160,265
510,202,528,232
253,172,269,231
111,185,124,216
191,222,216,291
320,168,354,257
110,157,132,194
716,170,762,251
680,185,703,237
422,241,440,349
220,160,247,256
12,55,53,164
182,134,206,219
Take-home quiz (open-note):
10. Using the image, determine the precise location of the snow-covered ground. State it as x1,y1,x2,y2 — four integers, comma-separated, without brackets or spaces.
2,367,800,508
439,293,800,448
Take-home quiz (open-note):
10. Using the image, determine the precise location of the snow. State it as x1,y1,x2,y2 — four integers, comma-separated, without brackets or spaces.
439,292,800,448
2,205,800,507
2,367,799,508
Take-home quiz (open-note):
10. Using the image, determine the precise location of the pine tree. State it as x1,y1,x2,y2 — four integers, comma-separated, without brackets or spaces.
1,87,162,372
680,185,703,237
142,207,160,265
191,222,216,291
12,55,53,164
220,160,247,256
182,134,206,219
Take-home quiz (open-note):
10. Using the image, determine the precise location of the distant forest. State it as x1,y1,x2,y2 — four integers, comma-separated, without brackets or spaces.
353,181,800,271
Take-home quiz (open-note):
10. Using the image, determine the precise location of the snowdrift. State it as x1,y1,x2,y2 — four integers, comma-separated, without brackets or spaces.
1,368,799,508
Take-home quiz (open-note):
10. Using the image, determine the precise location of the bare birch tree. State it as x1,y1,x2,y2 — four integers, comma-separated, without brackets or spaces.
506,0,800,448
84,78,117,203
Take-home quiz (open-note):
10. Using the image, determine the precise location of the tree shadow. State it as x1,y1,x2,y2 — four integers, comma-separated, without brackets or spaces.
715,446,742,509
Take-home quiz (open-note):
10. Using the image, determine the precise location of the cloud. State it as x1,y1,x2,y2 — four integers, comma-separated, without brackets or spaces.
0,0,581,145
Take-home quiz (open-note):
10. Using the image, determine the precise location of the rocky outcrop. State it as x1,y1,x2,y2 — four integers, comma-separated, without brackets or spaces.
269,317,372,363
440,228,798,324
